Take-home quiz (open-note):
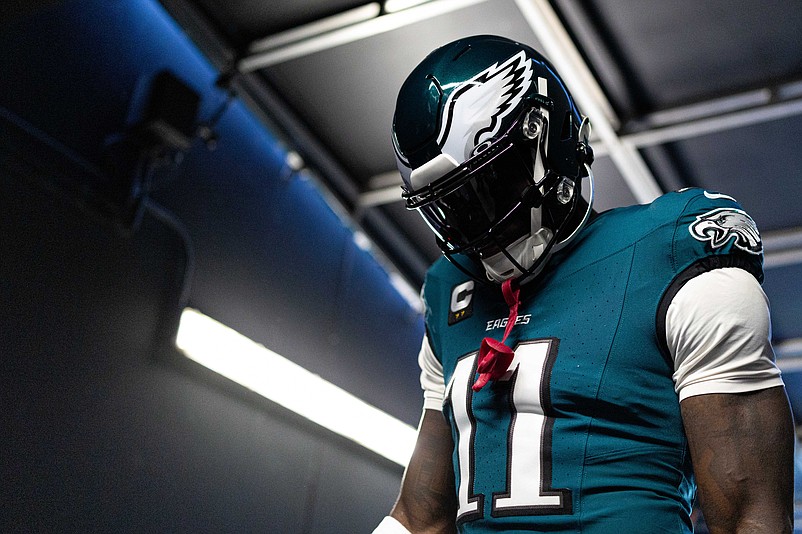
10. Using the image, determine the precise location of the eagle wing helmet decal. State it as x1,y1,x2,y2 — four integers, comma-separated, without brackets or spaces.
689,207,763,255
437,50,534,163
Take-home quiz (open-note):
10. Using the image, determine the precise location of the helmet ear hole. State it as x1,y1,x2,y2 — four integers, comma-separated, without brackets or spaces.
560,111,573,141
521,109,543,140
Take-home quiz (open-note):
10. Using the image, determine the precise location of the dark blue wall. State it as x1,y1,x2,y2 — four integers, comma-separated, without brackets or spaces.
1,0,422,530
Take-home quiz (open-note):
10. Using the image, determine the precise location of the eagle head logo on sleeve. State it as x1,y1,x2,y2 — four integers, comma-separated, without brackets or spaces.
689,207,763,255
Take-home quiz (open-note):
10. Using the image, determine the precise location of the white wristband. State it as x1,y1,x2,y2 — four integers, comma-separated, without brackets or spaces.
372,516,412,533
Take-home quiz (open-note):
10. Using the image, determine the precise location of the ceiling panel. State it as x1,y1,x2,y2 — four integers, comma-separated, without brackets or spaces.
258,0,545,187
583,0,802,112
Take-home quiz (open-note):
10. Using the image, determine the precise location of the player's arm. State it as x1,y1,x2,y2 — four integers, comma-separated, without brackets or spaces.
667,267,794,532
383,408,457,533
681,387,793,533
375,334,457,534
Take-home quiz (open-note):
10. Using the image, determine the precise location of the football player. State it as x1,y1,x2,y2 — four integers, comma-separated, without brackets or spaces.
373,35,793,533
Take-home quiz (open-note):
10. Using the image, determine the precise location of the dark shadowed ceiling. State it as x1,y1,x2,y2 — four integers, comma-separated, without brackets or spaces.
156,0,802,413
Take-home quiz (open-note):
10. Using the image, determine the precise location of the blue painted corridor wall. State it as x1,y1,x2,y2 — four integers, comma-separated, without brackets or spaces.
1,0,425,424
1,2,423,531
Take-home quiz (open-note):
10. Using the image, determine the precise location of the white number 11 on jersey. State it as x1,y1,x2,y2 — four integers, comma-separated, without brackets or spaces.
446,339,572,523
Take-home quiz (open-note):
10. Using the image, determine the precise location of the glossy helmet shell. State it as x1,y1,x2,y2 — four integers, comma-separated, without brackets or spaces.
392,35,589,265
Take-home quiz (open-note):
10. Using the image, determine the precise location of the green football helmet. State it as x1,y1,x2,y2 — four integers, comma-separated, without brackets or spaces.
392,35,594,283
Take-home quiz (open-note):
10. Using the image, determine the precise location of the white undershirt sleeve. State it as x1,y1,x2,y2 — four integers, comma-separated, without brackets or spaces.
418,334,446,411
666,267,783,401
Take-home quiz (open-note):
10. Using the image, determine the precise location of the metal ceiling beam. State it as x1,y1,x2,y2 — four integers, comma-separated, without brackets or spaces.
513,0,663,205
238,0,494,72
639,89,773,129
248,3,382,55
622,97,802,149
585,89,802,158
360,184,404,207
764,227,802,270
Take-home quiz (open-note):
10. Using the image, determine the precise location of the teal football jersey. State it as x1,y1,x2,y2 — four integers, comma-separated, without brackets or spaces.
421,189,764,533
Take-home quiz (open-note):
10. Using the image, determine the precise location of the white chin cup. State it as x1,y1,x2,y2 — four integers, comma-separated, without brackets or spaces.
480,220,553,283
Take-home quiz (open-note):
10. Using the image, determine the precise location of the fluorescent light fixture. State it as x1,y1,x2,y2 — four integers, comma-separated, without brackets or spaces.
176,308,417,466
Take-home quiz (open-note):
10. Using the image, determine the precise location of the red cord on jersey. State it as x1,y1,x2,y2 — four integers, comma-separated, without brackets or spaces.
473,278,521,391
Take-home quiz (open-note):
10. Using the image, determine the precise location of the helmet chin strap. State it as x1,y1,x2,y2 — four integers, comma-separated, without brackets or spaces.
480,212,553,283
479,162,595,283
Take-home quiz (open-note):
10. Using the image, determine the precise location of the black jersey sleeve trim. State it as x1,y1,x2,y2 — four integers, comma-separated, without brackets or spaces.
655,254,763,361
